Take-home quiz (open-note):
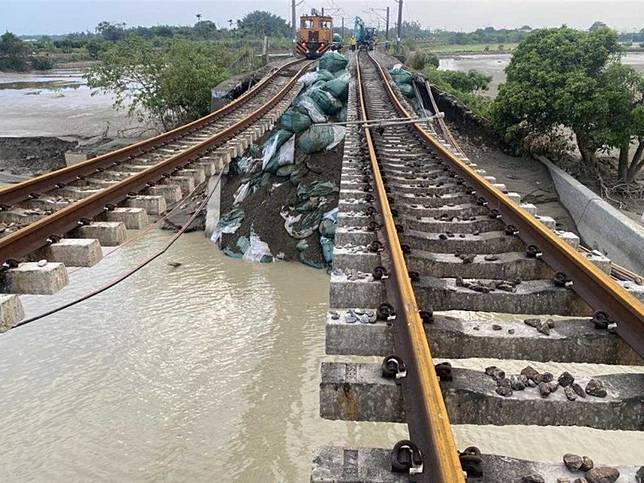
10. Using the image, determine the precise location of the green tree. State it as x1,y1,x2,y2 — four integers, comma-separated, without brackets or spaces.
85,38,230,129
493,28,616,165
192,20,218,39
96,21,127,41
236,11,290,37
0,32,29,71
589,21,608,32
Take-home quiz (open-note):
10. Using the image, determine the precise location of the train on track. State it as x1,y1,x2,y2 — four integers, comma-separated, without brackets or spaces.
296,10,340,58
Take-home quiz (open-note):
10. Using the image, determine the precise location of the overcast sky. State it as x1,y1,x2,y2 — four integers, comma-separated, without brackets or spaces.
1,0,643,35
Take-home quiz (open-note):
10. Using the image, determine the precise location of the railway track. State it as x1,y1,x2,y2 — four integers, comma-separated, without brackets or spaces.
0,57,312,328
314,50,644,482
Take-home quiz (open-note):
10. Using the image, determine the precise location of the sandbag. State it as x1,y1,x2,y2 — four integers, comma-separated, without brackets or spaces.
398,83,415,98
316,69,335,82
390,64,413,85
262,129,292,169
308,88,342,114
318,208,338,238
298,71,319,86
319,51,348,73
296,96,327,123
264,135,295,174
280,108,312,133
323,77,349,101
320,236,334,264
297,125,346,154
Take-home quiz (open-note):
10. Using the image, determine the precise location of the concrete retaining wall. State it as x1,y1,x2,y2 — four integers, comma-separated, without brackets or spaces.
537,156,644,274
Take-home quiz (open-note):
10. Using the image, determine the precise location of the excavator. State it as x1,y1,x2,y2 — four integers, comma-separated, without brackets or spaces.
354,16,376,50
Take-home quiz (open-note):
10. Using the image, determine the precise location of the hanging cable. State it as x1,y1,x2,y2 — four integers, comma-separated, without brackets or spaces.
12,172,223,330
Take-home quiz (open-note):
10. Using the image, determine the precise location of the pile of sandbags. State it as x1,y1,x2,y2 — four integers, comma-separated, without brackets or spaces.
389,64,415,98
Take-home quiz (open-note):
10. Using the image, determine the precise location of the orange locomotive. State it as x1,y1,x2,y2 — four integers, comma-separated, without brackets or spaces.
296,12,334,58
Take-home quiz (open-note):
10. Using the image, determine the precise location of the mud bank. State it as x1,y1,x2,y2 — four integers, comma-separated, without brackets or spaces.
0,136,75,176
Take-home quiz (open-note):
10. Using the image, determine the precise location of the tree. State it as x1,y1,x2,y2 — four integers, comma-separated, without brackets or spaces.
0,32,29,71
192,20,218,39
589,21,608,32
493,27,618,165
236,11,290,37
96,21,127,41
493,27,644,183
85,38,230,129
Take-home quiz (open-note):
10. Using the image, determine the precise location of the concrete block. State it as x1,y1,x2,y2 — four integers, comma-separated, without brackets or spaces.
320,362,644,430
42,238,102,267
125,195,166,215
312,448,643,483
147,185,182,204
520,203,537,215
0,261,69,295
326,311,641,364
73,221,126,246
538,156,644,274
507,192,521,204
0,295,24,332
168,175,195,195
312,447,406,483
104,207,149,230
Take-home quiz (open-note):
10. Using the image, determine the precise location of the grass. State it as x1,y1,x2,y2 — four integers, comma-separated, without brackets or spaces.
410,42,519,54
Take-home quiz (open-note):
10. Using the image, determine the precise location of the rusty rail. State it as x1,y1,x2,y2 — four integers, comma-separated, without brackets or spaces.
356,50,465,483
368,50,644,358
0,60,313,264
0,57,305,207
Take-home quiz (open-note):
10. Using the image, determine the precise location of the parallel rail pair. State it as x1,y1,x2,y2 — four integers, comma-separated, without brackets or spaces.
0,58,311,264
354,49,644,482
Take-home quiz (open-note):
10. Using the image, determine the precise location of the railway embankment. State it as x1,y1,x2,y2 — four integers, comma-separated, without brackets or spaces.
208,52,350,268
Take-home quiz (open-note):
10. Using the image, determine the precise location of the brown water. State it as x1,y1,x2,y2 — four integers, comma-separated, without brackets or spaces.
0,68,141,137
0,230,406,481
440,51,644,97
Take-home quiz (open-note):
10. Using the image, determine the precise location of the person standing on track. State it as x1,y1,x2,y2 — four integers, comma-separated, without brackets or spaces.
350,35,356,51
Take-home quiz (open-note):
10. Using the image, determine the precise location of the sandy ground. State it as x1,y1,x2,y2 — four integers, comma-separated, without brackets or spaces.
450,124,579,233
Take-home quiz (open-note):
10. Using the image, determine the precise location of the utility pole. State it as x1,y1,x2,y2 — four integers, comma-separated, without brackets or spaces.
291,0,297,47
395,0,403,54
341,17,345,41
385,6,390,41
321,7,324,15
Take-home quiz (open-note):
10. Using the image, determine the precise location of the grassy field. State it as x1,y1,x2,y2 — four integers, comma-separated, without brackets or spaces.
410,42,519,54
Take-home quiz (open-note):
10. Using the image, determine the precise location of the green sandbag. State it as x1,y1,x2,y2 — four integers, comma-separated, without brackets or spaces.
309,88,342,115
390,69,413,85
280,108,312,133
319,51,348,73
276,164,297,177
297,125,345,154
398,83,415,98
323,77,349,101
311,79,327,90
320,236,334,264
316,69,335,81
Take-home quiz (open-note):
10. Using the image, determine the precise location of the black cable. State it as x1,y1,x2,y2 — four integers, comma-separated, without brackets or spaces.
12,173,222,330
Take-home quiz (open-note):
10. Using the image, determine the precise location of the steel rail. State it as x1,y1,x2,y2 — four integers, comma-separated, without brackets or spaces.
0,61,313,263
0,57,306,207
367,50,644,358
356,50,465,483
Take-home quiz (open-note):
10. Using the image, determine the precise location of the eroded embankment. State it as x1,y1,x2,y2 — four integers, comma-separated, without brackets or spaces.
210,52,351,268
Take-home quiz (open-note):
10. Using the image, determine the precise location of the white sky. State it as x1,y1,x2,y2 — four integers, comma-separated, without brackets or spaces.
0,0,642,35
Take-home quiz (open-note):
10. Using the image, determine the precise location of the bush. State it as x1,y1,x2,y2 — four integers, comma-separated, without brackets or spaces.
30,56,54,70
424,66,493,118
86,38,231,128
408,50,439,70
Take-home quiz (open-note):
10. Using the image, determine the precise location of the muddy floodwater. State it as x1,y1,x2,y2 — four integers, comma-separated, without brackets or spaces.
440,51,644,97
0,230,642,481
0,68,140,137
